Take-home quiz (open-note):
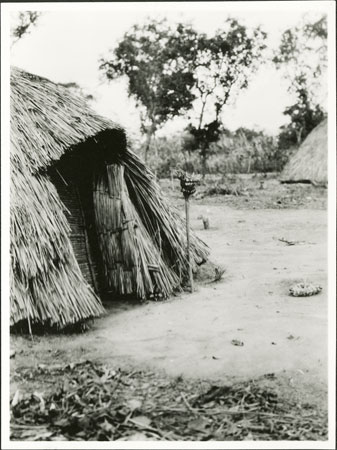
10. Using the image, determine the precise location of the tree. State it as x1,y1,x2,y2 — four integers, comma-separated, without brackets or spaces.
273,15,327,82
277,74,325,149
184,18,267,177
99,19,198,163
11,11,42,46
273,15,327,146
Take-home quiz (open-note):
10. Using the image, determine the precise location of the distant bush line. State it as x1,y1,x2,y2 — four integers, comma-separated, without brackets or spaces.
139,128,295,179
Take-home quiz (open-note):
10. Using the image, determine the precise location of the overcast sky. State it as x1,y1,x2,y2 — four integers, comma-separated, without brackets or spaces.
10,2,329,137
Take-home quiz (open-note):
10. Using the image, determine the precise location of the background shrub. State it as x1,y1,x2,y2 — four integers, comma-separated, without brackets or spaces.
139,128,293,179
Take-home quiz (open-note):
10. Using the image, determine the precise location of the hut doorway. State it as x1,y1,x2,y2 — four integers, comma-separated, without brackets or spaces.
51,170,101,294
51,160,178,302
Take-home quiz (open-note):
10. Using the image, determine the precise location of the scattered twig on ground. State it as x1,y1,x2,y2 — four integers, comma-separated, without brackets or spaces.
276,237,308,246
180,392,197,414
10,361,328,441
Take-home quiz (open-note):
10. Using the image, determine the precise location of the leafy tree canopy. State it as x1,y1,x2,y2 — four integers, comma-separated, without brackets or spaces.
278,74,325,149
99,19,197,135
188,19,267,130
183,18,267,175
273,14,327,104
99,18,267,167
273,14,327,148
11,11,41,46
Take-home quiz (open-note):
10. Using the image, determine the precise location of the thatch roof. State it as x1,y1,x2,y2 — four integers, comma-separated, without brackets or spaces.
280,119,328,185
10,67,209,329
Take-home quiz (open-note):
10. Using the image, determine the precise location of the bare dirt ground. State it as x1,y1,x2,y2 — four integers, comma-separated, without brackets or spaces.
10,175,328,440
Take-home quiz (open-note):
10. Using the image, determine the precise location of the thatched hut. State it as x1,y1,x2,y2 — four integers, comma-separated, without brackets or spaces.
280,119,328,186
10,67,209,330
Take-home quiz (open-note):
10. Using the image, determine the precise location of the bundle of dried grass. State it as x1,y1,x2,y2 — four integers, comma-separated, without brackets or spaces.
93,164,180,299
281,119,327,186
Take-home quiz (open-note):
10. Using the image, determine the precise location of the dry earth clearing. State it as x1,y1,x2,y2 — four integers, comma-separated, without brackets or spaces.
10,175,328,441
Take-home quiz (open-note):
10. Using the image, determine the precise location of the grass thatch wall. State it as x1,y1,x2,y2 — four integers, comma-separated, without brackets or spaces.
281,119,328,185
10,67,209,329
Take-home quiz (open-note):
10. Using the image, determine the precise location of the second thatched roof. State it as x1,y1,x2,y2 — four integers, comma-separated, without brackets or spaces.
281,119,328,186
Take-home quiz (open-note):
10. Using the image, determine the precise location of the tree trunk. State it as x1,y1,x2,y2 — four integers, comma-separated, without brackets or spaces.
247,156,251,174
296,126,304,145
153,136,159,179
143,128,153,164
201,147,207,180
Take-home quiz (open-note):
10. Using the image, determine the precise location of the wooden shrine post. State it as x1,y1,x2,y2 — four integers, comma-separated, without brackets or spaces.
177,172,198,293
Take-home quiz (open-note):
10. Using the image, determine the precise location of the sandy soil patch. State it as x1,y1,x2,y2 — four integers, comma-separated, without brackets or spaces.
11,206,327,395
